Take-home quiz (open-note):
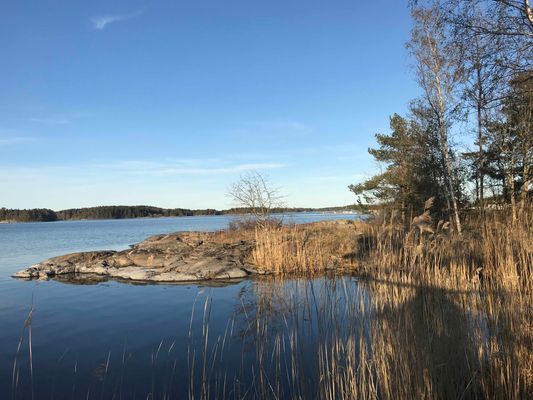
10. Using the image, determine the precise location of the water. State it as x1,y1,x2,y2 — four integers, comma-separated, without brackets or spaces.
0,213,360,399
0,213,523,399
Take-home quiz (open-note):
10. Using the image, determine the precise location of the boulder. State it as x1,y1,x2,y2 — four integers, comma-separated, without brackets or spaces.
13,232,260,283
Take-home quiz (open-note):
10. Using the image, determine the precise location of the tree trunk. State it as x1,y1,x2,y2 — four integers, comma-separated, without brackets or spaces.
435,78,462,234
526,0,533,27
441,132,462,234
506,149,518,222
520,163,530,216
425,20,463,235
519,87,532,216
508,171,517,222
476,67,485,214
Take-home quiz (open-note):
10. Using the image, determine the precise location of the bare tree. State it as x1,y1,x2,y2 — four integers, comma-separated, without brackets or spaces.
408,5,464,234
417,0,533,39
480,70,532,221
228,172,284,228
453,7,508,211
435,0,533,74
430,0,531,215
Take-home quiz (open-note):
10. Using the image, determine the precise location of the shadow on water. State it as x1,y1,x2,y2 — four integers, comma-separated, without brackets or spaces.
226,276,531,399
6,275,531,399
370,283,480,399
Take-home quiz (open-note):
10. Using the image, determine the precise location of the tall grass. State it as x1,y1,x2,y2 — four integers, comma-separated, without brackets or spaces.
358,207,532,293
250,220,362,275
188,207,531,399
246,207,532,293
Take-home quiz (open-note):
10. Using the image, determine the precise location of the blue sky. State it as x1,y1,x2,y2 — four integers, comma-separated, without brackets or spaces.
0,0,419,210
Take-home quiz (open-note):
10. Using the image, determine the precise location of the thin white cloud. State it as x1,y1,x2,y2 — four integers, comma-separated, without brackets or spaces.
0,160,285,179
156,163,286,176
104,160,286,176
91,10,142,30
30,117,71,125
30,111,91,125
0,136,36,146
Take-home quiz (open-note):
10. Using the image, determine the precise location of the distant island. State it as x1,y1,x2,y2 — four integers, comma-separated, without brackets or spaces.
0,205,359,223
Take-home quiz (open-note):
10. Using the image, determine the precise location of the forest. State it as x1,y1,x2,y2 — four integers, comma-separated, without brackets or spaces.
0,208,58,223
350,0,531,230
0,206,221,222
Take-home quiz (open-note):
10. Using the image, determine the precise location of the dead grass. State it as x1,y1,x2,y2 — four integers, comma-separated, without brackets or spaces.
211,207,532,295
250,219,364,275
185,207,532,399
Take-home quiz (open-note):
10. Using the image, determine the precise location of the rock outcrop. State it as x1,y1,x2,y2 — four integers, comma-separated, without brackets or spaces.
13,232,261,283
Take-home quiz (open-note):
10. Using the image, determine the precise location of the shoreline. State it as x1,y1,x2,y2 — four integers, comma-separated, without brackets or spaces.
12,219,361,283
0,210,362,225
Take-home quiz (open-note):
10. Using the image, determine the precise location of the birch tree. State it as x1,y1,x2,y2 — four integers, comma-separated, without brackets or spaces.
456,9,507,210
408,5,464,234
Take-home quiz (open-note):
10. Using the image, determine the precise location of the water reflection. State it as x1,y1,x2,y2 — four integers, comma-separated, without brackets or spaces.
5,276,530,399
51,273,247,288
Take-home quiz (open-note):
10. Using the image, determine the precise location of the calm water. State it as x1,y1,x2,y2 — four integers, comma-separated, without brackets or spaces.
1,213,518,399
0,213,359,399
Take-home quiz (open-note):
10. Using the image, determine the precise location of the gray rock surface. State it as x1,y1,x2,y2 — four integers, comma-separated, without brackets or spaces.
13,232,262,283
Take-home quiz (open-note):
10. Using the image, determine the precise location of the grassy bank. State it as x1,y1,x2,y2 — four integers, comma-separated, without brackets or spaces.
212,207,532,293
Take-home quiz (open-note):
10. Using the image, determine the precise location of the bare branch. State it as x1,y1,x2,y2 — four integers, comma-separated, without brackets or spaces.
227,172,284,228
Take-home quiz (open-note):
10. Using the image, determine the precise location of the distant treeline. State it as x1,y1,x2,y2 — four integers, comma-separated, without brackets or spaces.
0,208,58,222
0,205,359,223
57,206,222,220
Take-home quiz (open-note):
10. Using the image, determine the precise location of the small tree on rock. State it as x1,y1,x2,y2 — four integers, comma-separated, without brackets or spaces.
228,172,284,229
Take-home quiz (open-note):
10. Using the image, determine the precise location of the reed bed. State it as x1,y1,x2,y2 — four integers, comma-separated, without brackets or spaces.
250,220,363,275
183,207,532,399
354,208,533,293
228,207,533,295
185,272,531,399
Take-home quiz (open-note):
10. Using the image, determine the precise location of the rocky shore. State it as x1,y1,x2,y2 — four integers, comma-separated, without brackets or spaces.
13,231,264,283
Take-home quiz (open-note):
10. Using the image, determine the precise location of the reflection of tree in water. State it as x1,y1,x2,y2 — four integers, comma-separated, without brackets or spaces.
227,276,531,399
230,276,371,398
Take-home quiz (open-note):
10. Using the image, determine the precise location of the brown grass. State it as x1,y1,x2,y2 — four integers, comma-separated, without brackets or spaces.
212,207,532,294
250,219,364,275
354,208,532,293
186,208,532,398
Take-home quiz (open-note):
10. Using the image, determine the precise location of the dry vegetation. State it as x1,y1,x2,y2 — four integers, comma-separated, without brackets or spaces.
212,205,531,293
250,219,364,275
11,209,532,399
187,268,531,399
188,206,532,399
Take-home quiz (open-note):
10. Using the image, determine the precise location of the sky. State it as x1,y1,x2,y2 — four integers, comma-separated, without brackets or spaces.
0,0,420,210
